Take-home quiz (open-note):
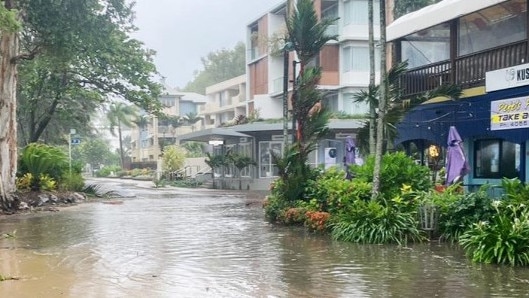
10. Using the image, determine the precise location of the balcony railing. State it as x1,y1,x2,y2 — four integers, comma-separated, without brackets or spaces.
399,41,528,98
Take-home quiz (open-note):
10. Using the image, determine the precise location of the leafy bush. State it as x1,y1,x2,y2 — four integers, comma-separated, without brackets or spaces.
305,211,330,231
16,173,32,191
264,193,296,222
39,174,57,191
330,199,423,245
60,172,85,192
305,168,372,213
501,177,529,204
459,202,529,266
281,207,308,225
18,143,69,191
96,165,122,177
354,152,433,199
438,186,494,242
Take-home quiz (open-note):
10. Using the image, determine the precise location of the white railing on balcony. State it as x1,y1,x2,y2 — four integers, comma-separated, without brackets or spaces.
272,76,283,94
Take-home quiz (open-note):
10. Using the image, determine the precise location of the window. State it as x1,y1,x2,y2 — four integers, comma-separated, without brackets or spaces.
459,1,526,56
474,139,520,179
343,0,379,26
401,23,450,68
323,94,339,113
342,45,380,72
342,93,367,114
259,141,283,178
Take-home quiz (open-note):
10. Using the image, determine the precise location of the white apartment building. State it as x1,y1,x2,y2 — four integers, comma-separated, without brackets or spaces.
130,83,206,168
201,75,247,129
246,0,382,120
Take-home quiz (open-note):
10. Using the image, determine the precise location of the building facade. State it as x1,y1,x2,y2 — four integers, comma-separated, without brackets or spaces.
177,0,384,190
130,84,206,168
390,0,528,189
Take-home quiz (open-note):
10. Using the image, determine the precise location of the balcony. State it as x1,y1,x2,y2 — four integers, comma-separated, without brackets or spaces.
399,41,527,98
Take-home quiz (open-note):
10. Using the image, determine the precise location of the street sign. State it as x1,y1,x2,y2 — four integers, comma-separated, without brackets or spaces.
71,138,81,144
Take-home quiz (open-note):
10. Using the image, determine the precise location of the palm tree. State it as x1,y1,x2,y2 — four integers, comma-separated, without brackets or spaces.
106,102,137,169
205,152,228,189
371,0,389,200
184,112,201,131
286,0,338,147
270,0,338,202
368,0,376,155
354,61,462,155
132,114,150,162
228,153,256,190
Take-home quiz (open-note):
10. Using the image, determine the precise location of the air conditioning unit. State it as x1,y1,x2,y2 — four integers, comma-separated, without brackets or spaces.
324,147,337,169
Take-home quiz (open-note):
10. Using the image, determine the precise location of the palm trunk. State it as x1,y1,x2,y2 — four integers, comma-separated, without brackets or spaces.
372,0,387,200
368,0,376,155
118,122,124,169
0,3,19,209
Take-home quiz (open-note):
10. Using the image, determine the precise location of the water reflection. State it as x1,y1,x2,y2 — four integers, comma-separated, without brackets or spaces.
1,182,529,297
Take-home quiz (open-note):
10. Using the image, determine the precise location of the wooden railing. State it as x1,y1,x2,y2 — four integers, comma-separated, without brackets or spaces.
400,41,528,97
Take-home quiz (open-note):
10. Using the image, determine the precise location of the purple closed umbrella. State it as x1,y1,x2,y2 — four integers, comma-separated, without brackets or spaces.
344,136,356,180
445,126,469,185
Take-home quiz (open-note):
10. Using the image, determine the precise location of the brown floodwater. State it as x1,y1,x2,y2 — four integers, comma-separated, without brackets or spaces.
1,178,529,297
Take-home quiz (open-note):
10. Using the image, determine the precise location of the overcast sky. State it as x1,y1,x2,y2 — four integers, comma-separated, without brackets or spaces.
132,0,282,89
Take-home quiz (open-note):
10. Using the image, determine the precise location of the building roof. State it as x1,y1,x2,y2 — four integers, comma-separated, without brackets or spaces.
177,128,250,143
177,119,365,143
387,0,509,42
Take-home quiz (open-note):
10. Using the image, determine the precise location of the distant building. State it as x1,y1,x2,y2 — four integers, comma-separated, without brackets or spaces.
176,0,379,190
129,83,206,168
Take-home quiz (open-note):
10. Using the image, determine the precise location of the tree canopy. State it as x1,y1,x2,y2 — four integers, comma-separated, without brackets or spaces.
183,42,246,94
15,0,162,145
0,0,163,207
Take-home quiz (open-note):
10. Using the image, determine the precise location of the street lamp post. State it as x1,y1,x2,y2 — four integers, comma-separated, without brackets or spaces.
68,129,76,174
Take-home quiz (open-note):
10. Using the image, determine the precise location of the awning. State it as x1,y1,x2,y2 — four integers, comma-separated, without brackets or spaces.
395,87,529,146
387,0,509,42
177,128,251,143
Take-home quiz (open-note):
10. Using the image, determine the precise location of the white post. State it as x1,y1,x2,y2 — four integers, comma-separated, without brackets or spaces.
69,129,76,174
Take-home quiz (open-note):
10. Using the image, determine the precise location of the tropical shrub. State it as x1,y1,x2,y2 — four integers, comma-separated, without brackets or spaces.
501,177,529,204
264,193,295,222
96,165,121,177
305,167,371,213
18,143,69,191
305,211,330,232
330,199,423,245
39,174,57,191
354,152,433,199
163,145,187,174
459,201,529,266
16,173,33,191
60,172,85,192
281,207,308,225
438,186,494,242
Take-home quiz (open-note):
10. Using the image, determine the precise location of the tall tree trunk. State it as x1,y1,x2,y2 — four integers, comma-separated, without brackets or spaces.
368,0,376,155
372,0,387,200
118,122,124,169
0,18,19,209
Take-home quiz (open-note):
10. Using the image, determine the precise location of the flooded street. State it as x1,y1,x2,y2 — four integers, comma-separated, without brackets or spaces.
2,178,529,297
